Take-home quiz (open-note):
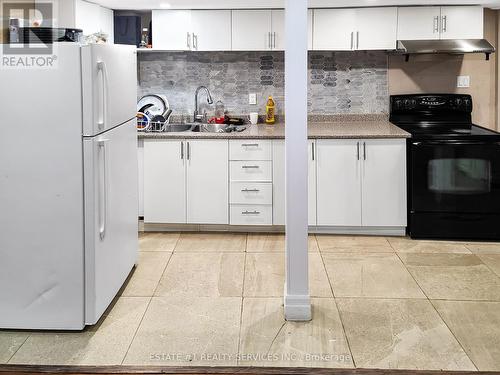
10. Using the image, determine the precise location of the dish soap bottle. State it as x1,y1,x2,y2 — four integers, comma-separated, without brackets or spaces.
265,96,276,124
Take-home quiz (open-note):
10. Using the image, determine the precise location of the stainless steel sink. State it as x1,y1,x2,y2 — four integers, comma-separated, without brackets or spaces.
161,123,242,134
191,123,231,133
163,124,193,132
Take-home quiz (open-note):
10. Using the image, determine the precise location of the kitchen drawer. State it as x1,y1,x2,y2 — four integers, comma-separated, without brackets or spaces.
230,204,272,226
230,182,273,205
230,161,272,182
229,140,272,161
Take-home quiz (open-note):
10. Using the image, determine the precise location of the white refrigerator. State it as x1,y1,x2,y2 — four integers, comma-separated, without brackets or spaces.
0,43,138,330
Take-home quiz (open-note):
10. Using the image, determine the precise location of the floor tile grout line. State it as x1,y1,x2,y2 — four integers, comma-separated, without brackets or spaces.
393,249,480,372
237,233,249,357
171,232,182,253
332,298,357,369
151,244,176,298
394,249,430,301
317,242,357,368
428,299,480,372
474,254,500,281
265,322,286,356
120,295,153,366
6,333,31,364
318,246,335,299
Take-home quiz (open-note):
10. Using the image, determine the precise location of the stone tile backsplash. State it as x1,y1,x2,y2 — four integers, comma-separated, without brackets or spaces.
138,51,388,117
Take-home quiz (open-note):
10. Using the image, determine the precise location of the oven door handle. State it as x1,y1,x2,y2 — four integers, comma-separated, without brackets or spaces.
412,141,500,146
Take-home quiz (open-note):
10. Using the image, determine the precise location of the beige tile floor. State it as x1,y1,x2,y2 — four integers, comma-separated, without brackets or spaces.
2,232,500,371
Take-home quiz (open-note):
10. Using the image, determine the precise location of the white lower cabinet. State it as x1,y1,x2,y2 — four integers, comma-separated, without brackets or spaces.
273,140,317,226
144,139,186,224
316,139,362,226
143,139,228,225
230,140,272,225
143,137,406,231
230,182,273,205
138,139,144,217
361,139,407,227
230,205,273,226
316,139,407,227
186,140,229,224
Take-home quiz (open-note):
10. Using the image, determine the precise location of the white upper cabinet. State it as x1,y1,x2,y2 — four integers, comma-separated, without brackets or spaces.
397,7,441,40
313,8,397,51
153,10,231,51
271,10,285,51
232,10,273,51
356,7,398,50
191,10,232,51
313,9,357,51
397,6,483,41
75,0,114,41
440,6,484,40
152,10,192,50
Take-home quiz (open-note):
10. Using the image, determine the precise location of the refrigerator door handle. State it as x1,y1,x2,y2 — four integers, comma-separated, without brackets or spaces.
98,139,109,240
97,61,107,131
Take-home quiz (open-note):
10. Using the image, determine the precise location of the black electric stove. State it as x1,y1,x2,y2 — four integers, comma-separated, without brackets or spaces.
390,94,500,241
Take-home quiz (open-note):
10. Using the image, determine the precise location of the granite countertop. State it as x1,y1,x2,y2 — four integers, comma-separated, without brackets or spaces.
137,115,411,140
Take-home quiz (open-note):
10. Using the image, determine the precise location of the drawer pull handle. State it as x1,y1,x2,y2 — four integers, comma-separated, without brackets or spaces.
242,189,260,192
242,211,260,215
242,143,259,147
242,165,259,169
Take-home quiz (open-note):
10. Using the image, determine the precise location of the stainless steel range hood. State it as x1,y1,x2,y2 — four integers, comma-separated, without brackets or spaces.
396,39,495,60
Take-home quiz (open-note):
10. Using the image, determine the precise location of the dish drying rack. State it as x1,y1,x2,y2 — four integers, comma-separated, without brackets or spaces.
137,112,172,132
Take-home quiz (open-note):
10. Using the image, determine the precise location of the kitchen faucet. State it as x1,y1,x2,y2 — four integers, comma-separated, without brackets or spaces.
194,86,214,122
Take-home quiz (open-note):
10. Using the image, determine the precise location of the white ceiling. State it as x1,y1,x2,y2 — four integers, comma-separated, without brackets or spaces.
90,0,500,10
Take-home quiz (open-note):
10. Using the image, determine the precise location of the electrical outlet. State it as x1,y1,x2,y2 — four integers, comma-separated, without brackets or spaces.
249,93,257,105
457,75,470,88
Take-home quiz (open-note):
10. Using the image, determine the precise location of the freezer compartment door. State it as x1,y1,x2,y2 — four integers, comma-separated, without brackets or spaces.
82,44,137,136
84,119,138,325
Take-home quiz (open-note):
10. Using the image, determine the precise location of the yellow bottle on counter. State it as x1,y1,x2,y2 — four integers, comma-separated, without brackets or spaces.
265,96,276,124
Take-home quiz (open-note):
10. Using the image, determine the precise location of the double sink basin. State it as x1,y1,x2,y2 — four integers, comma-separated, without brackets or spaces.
163,123,241,133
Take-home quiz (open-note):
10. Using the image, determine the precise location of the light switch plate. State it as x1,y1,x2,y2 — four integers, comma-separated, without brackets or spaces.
249,93,257,105
457,75,470,88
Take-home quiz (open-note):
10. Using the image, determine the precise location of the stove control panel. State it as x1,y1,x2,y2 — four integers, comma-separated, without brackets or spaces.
390,94,473,114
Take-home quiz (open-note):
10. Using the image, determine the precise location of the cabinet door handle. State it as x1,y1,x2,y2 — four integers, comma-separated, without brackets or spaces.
181,142,184,160
433,16,439,33
350,31,354,50
193,33,198,50
242,210,260,215
242,143,259,147
242,188,260,192
357,142,360,160
273,32,276,49
187,141,190,160
442,15,447,32
363,142,366,160
312,142,315,161
242,165,259,169
356,31,359,50
187,32,191,49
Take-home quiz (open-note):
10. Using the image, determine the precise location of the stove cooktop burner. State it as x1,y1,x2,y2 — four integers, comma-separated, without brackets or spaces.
395,124,500,139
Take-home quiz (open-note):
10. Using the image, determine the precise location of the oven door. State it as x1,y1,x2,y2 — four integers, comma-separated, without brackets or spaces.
411,140,500,214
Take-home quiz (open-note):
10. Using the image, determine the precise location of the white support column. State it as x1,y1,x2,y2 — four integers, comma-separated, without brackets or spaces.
284,0,311,321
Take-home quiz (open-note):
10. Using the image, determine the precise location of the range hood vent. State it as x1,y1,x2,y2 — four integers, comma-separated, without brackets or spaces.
396,39,495,61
